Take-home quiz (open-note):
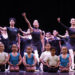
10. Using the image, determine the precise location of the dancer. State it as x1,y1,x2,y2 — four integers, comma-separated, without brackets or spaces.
57,18,75,70
0,18,20,52
0,42,8,72
40,43,51,72
8,44,22,72
22,13,44,56
45,47,59,72
52,30,61,55
0,28,9,53
23,46,37,72
59,46,71,72
44,32,54,45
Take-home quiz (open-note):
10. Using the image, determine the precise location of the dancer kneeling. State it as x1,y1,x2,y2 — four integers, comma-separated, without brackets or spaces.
0,42,8,72
59,46,71,72
45,47,59,72
8,44,22,72
23,46,37,72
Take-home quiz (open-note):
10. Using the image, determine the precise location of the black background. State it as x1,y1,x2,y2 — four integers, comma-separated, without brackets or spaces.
0,0,75,34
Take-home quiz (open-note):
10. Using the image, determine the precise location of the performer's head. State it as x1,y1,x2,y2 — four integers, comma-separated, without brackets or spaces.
70,18,75,26
45,32,51,38
12,44,18,52
9,18,16,27
33,20,39,29
50,47,56,56
61,46,68,54
45,43,51,51
53,30,58,37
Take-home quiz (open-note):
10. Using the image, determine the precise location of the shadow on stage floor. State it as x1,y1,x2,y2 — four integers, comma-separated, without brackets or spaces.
0,71,75,75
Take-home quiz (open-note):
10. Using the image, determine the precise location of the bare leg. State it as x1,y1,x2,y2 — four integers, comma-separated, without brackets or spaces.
69,49,74,70
10,66,15,72
14,66,19,72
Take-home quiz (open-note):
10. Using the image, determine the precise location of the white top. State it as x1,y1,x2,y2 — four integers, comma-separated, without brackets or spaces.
0,52,8,63
40,51,51,62
45,55,59,66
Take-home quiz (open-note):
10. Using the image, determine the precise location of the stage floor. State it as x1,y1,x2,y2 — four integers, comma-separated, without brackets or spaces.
0,71,75,75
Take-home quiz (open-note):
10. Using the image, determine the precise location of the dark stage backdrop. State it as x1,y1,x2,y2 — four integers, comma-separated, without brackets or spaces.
0,0,75,34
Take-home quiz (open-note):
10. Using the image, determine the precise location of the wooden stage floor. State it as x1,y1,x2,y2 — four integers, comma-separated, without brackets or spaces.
0,71,75,75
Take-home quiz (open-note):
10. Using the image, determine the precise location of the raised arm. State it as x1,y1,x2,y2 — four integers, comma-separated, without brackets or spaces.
22,12,33,30
0,27,7,31
58,30,69,39
58,34,67,38
57,18,69,30
19,28,30,35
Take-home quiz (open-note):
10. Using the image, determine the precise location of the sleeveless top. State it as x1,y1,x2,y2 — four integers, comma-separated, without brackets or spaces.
25,53,34,65
7,27,19,42
31,28,41,45
9,52,20,65
60,54,69,67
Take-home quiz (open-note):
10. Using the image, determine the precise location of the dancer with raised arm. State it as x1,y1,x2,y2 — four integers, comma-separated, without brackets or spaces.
22,13,44,57
57,18,75,71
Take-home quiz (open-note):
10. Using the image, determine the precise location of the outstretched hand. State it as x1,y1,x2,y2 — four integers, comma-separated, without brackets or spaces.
19,28,22,32
22,12,26,17
57,17,61,23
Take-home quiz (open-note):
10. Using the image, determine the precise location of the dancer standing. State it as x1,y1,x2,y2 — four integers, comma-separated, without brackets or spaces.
22,13,44,56
0,18,20,52
52,30,61,55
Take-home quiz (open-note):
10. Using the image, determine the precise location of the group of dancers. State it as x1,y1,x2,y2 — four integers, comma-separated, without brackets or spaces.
0,12,75,72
